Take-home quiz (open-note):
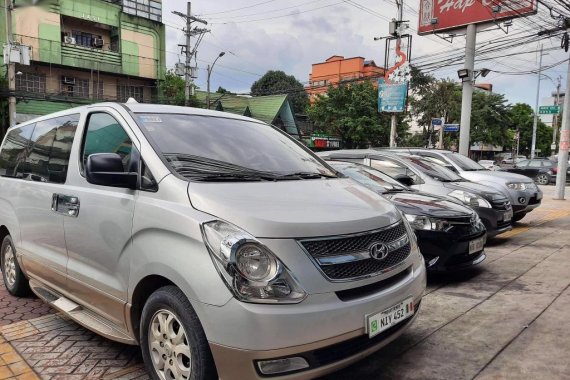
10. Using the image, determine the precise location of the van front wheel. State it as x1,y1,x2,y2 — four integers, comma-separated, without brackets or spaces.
1,235,30,296
140,286,217,380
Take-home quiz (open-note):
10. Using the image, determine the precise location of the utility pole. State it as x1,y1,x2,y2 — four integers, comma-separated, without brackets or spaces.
5,0,16,128
389,0,404,148
438,113,446,149
552,77,561,156
531,44,544,159
173,2,208,107
458,23,477,157
555,56,570,200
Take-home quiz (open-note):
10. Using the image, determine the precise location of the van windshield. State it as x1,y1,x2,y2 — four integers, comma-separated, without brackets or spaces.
136,113,337,181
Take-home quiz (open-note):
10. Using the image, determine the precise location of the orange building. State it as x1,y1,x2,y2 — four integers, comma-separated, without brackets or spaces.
307,55,385,101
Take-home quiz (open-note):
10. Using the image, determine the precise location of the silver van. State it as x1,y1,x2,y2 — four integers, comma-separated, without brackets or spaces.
0,103,426,380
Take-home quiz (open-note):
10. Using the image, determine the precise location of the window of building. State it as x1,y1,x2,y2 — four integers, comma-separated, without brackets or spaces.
69,30,104,49
123,0,162,22
60,77,90,98
82,113,133,173
118,84,144,102
93,81,104,100
15,72,46,94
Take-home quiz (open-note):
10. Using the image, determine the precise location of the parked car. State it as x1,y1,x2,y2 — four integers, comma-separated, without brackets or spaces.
478,160,501,171
328,161,487,271
389,149,542,222
0,104,427,380
498,153,527,165
318,150,513,238
503,158,555,185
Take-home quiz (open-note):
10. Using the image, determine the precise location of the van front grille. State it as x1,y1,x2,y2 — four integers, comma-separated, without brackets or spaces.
299,222,411,281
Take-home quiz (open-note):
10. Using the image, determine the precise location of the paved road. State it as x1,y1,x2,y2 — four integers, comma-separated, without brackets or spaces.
1,185,570,379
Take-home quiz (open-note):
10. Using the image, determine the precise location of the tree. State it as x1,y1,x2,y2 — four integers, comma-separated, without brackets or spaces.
307,81,407,148
470,91,513,147
158,70,198,107
251,70,308,113
216,86,233,94
509,103,552,156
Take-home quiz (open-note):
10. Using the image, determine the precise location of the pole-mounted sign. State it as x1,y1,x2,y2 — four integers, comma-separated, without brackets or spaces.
539,105,561,115
418,0,538,35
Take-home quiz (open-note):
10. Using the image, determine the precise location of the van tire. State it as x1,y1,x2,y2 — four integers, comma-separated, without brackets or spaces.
140,286,217,380
1,235,31,297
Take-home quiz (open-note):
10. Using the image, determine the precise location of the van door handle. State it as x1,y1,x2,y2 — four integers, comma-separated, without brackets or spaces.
52,194,80,217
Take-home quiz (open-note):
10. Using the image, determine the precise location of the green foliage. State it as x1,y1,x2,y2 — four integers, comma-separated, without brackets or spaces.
158,70,198,107
510,103,552,156
307,81,408,148
216,86,233,94
410,71,514,149
251,70,308,113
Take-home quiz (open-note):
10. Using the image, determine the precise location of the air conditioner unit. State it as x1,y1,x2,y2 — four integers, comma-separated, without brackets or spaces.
63,76,76,85
64,36,76,44
93,38,104,48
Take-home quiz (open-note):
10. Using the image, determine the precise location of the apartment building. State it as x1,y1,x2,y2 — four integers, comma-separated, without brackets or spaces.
1,0,166,123
307,55,385,101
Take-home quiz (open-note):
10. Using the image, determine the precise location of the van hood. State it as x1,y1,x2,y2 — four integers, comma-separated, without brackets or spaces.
188,178,401,238
459,169,535,184
384,191,473,218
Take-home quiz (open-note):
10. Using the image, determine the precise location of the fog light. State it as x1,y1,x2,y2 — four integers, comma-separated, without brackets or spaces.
518,197,527,204
258,357,310,375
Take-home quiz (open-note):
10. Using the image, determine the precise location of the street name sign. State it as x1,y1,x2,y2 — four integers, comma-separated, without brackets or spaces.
444,124,459,132
539,106,561,115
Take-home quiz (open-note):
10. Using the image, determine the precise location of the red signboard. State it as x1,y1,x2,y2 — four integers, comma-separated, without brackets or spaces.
418,0,537,35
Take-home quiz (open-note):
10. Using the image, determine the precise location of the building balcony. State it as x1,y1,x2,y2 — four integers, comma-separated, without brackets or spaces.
61,43,122,72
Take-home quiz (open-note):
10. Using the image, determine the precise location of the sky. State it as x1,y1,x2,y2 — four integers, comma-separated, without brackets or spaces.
160,0,569,110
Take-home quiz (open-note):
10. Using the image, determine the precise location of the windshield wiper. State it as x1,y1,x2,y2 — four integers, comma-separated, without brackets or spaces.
274,171,338,180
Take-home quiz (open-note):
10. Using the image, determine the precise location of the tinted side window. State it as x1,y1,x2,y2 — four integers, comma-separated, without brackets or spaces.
49,115,79,183
0,124,35,178
82,113,132,172
370,158,421,185
25,115,79,184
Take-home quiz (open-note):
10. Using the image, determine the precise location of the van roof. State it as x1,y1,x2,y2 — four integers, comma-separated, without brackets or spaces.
9,102,264,131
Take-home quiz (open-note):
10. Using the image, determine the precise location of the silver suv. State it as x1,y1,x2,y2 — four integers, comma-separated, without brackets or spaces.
0,103,426,379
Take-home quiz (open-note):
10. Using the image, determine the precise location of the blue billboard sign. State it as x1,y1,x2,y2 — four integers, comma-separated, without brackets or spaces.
378,79,408,113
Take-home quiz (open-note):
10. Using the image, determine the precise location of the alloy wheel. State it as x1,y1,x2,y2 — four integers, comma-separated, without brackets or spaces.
536,174,549,185
3,245,16,288
148,309,192,380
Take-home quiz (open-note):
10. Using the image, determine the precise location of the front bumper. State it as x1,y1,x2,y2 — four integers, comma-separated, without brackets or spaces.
416,222,487,272
508,187,543,215
476,206,513,238
196,258,426,379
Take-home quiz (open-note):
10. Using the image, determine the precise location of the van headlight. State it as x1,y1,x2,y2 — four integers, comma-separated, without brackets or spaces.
202,220,306,304
448,190,492,208
404,214,451,232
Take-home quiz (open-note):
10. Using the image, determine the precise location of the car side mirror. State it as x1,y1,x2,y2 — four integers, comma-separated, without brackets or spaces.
446,165,458,173
86,153,138,190
393,174,415,187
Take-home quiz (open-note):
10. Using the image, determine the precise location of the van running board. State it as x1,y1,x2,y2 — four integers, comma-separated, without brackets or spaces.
29,279,137,345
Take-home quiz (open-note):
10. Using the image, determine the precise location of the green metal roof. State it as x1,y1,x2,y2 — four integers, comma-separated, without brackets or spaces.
195,91,288,124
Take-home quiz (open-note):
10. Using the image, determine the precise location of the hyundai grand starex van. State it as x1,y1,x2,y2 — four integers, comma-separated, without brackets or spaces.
0,103,426,380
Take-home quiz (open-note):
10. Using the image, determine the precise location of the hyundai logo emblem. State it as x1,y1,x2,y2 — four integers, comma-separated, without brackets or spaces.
369,242,389,261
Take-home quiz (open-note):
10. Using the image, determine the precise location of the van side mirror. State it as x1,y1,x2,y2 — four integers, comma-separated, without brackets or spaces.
393,174,415,187
86,153,138,190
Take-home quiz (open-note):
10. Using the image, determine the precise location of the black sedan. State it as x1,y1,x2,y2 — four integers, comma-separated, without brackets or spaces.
503,158,555,185
329,161,487,272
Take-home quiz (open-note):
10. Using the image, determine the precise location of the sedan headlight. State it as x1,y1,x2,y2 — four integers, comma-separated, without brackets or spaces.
202,220,306,304
507,182,527,190
404,214,451,232
448,190,492,208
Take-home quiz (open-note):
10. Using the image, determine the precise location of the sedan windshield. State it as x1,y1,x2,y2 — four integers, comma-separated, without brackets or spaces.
444,153,485,171
136,114,336,181
403,156,464,182
329,162,407,193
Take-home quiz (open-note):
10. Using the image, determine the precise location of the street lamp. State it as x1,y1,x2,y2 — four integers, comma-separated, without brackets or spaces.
206,52,226,109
